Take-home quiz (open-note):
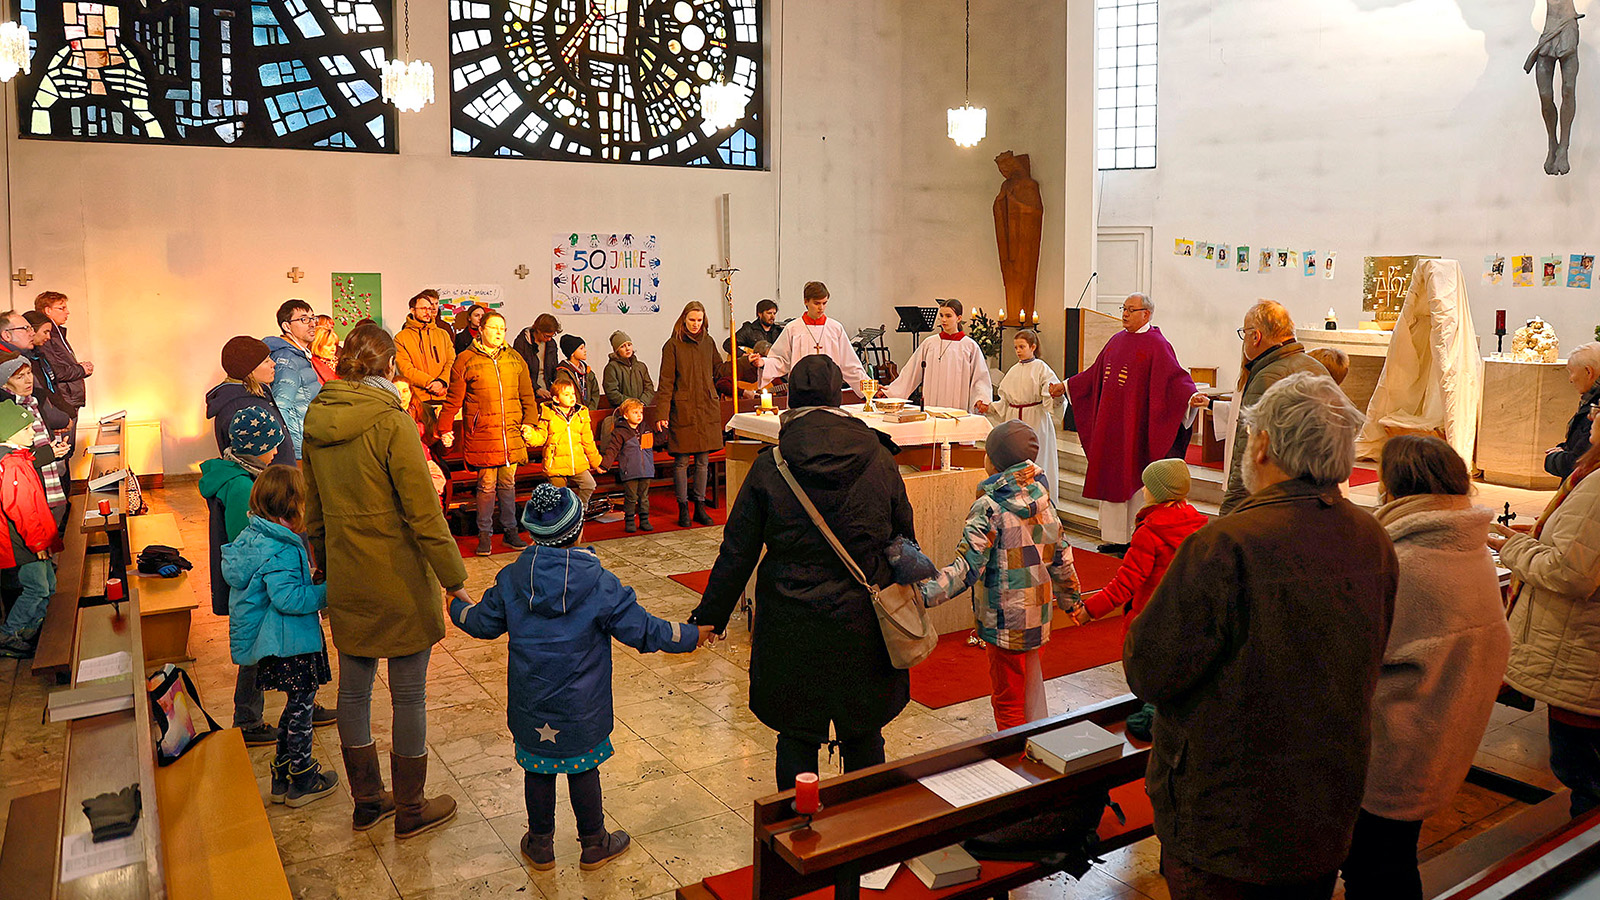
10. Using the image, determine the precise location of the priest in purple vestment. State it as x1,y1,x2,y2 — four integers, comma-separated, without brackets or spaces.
1067,294,1204,549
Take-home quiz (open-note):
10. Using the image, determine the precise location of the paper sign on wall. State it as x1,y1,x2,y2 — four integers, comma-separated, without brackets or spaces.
431,284,505,321
331,273,382,337
552,233,659,315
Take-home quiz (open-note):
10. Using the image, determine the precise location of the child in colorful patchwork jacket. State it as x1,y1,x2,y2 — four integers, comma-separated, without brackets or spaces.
920,420,1083,729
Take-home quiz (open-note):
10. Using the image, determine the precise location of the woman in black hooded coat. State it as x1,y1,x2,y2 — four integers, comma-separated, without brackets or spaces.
692,355,916,790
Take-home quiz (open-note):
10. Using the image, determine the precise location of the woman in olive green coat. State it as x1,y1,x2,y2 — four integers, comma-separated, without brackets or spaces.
656,302,723,527
303,324,468,840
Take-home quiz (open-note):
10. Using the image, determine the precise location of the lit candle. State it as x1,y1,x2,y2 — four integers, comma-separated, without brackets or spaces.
98,498,111,516
760,389,773,410
1031,309,1039,324
794,772,820,815
998,307,1006,323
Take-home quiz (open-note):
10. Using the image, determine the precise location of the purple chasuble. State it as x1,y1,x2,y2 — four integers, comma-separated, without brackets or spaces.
1066,327,1197,503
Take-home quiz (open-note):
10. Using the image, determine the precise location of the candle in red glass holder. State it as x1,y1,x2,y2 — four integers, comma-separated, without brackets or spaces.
105,578,123,601
793,772,820,814
98,498,111,516
1496,310,1507,334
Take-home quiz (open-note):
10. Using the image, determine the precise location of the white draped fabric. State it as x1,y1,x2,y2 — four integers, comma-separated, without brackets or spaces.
1355,259,1482,464
885,335,993,414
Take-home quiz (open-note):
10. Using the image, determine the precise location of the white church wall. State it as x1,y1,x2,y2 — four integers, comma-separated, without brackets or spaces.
1099,0,1600,389
4,0,1075,473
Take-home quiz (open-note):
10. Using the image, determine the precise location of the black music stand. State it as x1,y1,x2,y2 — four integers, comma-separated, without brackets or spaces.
895,305,939,346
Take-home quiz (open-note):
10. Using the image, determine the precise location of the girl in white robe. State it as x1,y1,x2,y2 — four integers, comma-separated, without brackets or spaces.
988,330,1066,499
885,300,993,413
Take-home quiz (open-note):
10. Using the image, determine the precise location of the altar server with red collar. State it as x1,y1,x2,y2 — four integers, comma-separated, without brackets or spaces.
885,299,993,414
759,281,867,389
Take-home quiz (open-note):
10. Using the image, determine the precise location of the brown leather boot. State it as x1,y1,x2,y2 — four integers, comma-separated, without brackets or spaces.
391,751,457,839
341,743,395,832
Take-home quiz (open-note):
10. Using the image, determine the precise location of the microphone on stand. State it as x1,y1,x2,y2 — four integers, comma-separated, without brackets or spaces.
919,358,927,412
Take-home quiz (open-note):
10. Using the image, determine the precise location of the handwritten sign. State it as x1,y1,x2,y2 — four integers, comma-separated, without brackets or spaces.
431,283,505,322
551,233,659,315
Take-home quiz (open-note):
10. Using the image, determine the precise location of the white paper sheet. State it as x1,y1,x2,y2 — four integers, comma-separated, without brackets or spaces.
859,863,899,890
917,758,1031,808
77,651,132,684
87,444,121,455
60,831,141,883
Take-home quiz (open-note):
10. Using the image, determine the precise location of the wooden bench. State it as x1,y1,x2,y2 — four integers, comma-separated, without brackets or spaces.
153,728,291,900
680,695,1155,900
0,788,62,897
32,493,93,683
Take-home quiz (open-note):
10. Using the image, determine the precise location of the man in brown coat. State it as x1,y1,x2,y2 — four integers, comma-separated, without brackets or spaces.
1125,372,1397,899
394,290,455,402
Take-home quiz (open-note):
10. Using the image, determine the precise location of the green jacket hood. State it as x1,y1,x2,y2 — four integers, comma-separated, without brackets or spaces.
198,457,251,499
303,380,405,449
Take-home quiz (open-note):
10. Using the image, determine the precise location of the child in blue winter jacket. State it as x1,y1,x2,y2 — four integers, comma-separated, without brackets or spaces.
222,464,340,808
451,483,712,871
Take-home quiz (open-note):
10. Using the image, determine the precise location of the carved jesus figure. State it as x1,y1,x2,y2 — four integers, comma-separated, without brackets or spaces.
1526,0,1583,175
993,151,1044,324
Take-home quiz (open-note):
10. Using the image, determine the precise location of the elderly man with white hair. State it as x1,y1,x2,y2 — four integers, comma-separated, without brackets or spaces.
1125,372,1398,900
1546,342,1600,479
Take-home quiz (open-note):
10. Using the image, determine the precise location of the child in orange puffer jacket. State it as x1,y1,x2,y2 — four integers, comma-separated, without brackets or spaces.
1075,458,1207,740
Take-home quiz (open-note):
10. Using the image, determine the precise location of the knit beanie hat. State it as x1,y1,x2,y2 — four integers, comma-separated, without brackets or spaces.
560,334,586,358
986,419,1039,471
227,407,285,458
789,355,843,408
0,353,29,386
1142,458,1191,503
609,330,632,352
221,336,271,379
521,483,585,547
0,401,36,443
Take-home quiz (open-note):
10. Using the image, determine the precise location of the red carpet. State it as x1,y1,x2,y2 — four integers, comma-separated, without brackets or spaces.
669,569,711,593
456,488,728,558
1183,444,1380,487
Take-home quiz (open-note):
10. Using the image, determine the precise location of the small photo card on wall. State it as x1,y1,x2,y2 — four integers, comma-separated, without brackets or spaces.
1569,254,1594,289
1483,254,1505,286
1216,244,1231,269
1258,248,1274,273
1541,254,1562,287
1513,255,1534,287
1175,239,1195,257
1324,252,1338,280
1303,251,1318,277
552,233,660,315
1236,246,1251,272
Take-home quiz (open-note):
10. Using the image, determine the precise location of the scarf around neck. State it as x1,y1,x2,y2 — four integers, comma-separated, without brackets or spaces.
802,313,826,326
939,330,967,341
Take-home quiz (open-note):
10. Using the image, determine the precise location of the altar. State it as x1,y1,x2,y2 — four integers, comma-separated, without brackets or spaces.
725,405,992,635
1297,327,1392,414
1476,358,1571,490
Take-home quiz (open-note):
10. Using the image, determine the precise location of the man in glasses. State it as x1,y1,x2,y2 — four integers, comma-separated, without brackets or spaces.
1066,293,1202,553
395,290,456,406
266,299,321,460
1203,300,1327,514
1546,342,1600,479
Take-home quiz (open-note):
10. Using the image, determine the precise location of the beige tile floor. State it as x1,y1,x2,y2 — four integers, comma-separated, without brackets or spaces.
0,480,1560,900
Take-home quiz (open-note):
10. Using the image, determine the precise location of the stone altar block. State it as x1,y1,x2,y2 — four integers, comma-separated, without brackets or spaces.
1297,328,1391,415
1476,359,1569,490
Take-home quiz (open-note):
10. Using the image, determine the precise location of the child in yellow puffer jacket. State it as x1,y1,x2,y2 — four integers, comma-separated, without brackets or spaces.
535,376,605,511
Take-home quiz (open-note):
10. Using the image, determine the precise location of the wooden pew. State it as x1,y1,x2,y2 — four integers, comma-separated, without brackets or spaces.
679,695,1154,900
31,493,93,682
0,788,62,897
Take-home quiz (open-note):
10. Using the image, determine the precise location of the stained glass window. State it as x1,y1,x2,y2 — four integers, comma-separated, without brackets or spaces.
449,0,764,168
14,0,397,152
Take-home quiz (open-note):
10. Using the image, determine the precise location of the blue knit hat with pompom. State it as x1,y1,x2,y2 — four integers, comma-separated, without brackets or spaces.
521,483,585,546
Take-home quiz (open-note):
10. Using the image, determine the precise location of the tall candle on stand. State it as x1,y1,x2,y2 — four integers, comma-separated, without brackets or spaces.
760,389,773,411
794,772,820,815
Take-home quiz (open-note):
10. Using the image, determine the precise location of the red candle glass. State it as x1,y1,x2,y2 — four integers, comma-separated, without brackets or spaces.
98,498,112,516
794,772,820,815
105,578,123,601
1496,310,1507,334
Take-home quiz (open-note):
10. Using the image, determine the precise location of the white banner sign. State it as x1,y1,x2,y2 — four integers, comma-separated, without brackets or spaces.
551,232,659,315
429,284,506,320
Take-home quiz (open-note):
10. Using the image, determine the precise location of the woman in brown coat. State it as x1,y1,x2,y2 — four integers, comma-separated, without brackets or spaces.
437,311,540,555
303,324,469,839
656,301,723,527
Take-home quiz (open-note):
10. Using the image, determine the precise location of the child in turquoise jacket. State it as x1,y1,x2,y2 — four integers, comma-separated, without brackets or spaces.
222,464,340,808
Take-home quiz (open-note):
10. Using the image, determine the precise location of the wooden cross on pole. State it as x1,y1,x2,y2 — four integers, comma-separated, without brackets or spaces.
709,263,740,412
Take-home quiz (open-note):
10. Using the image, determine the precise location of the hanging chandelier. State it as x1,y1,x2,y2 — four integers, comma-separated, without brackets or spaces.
947,0,986,147
0,21,30,83
700,79,747,131
381,0,433,112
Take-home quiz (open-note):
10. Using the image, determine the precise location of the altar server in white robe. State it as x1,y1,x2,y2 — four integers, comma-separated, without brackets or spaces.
760,281,868,389
885,299,993,413
988,329,1066,498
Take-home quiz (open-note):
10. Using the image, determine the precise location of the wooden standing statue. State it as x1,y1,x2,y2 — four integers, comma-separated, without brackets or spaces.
1527,0,1583,175
994,151,1044,324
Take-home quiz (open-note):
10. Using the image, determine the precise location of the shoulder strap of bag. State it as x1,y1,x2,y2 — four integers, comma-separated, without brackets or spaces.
772,448,876,593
